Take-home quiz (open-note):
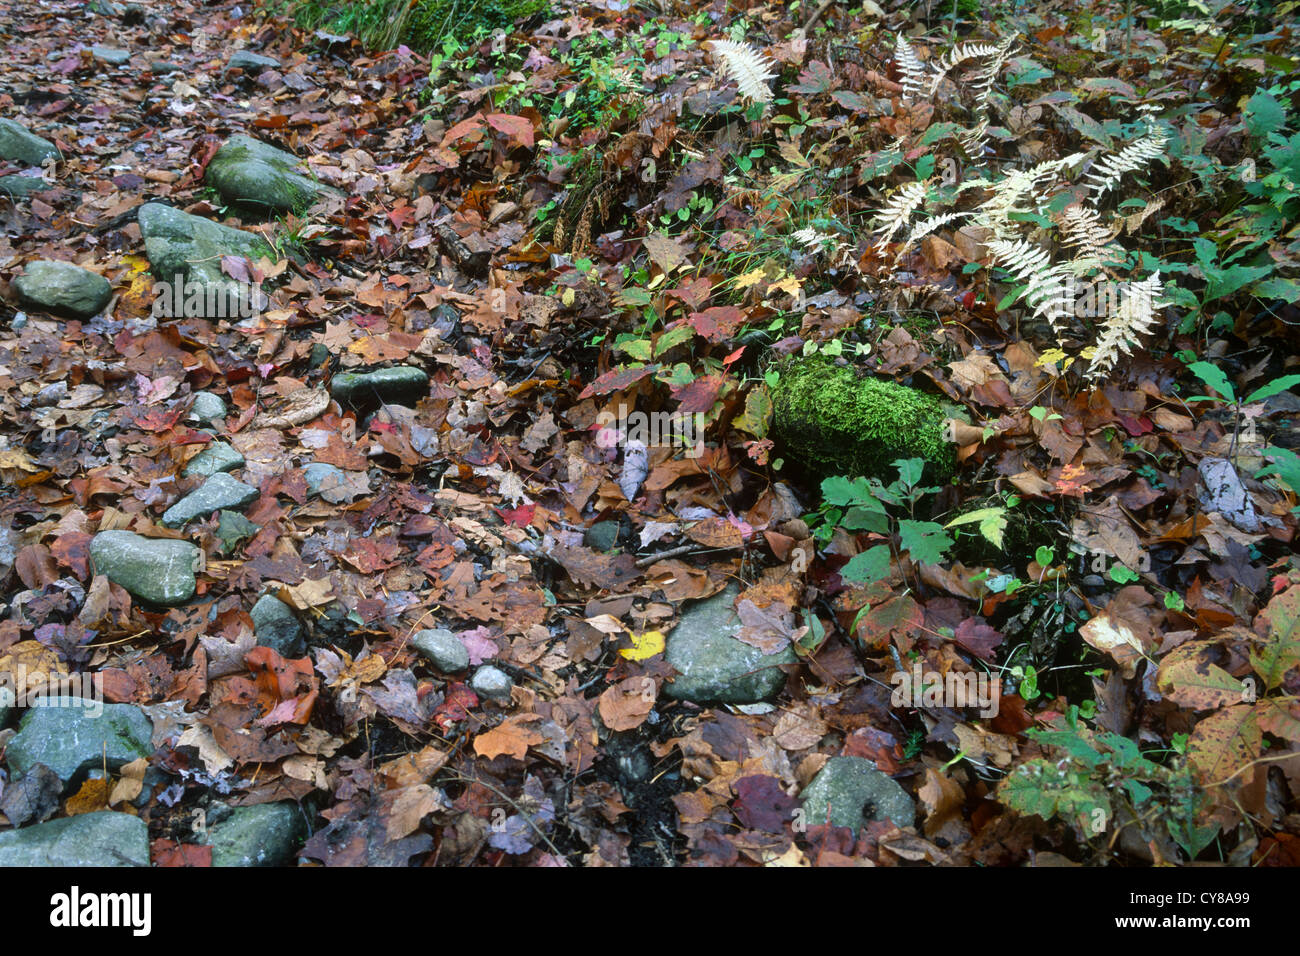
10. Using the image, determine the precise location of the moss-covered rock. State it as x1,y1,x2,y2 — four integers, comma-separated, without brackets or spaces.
205,134,335,213
770,356,955,482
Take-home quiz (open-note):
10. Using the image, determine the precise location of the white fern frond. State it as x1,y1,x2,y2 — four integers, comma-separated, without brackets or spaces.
894,36,929,104
975,153,1086,239
927,42,1004,97
959,118,990,158
1084,125,1169,203
898,211,969,257
790,227,843,258
988,238,1073,341
1056,203,1123,268
970,35,1016,111
874,180,929,248
707,39,777,106
1087,272,1165,378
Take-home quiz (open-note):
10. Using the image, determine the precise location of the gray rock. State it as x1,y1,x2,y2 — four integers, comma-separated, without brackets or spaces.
162,472,259,527
89,530,201,605
799,756,915,832
12,260,112,318
0,173,54,198
470,665,512,701
137,202,273,319
412,628,469,672
6,701,153,784
189,391,227,423
206,134,334,213
150,60,184,74
0,118,58,166
226,50,280,74
330,366,429,407
204,801,308,866
250,594,304,658
91,45,131,65
0,811,150,866
664,584,795,704
183,441,245,478
303,461,346,501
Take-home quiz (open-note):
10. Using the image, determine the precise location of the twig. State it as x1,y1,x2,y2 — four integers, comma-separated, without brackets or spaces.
803,0,835,32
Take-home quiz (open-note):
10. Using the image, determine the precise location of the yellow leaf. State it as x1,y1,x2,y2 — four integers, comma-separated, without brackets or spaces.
619,630,665,661
733,267,768,290
123,255,151,276
0,448,40,472
768,275,803,298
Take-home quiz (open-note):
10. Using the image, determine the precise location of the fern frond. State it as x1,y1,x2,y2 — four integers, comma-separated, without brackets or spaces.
959,118,990,159
927,42,1004,97
707,39,777,106
975,153,1086,239
894,36,929,104
1084,125,1169,203
1087,272,1165,378
970,35,1016,111
1056,203,1123,269
988,237,1073,341
874,180,929,248
898,211,969,257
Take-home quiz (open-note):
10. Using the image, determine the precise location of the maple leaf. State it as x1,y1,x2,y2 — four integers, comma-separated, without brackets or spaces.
474,714,546,760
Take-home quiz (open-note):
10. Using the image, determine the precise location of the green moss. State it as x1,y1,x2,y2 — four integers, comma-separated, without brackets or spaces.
770,356,956,482
285,0,549,54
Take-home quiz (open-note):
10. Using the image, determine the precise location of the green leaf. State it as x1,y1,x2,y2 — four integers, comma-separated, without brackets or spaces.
1109,564,1140,584
654,324,695,356
821,475,873,507
1035,545,1054,567
892,458,925,490
898,519,953,565
1187,361,1236,404
733,384,773,438
840,545,893,584
1251,585,1300,690
997,759,1110,823
945,506,1007,549
1245,91,1287,140
840,505,890,534
1244,373,1300,406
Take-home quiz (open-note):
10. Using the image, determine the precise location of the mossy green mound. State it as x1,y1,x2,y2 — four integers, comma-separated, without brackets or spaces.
770,356,955,482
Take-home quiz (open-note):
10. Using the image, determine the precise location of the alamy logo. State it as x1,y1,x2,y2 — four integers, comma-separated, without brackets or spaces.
49,887,151,936
151,273,268,319
595,410,705,458
891,661,1001,717
0,668,102,718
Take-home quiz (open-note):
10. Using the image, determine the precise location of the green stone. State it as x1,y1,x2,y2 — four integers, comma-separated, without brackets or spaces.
13,260,112,318
799,756,916,833
330,366,429,407
183,441,245,478
0,811,150,866
250,594,305,658
664,584,794,704
162,472,259,527
0,118,58,166
0,174,54,198
204,802,308,866
6,701,153,784
89,530,200,606
205,134,335,213
137,202,273,319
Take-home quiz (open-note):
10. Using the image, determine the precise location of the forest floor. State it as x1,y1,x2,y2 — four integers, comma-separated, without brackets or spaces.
0,0,1298,867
